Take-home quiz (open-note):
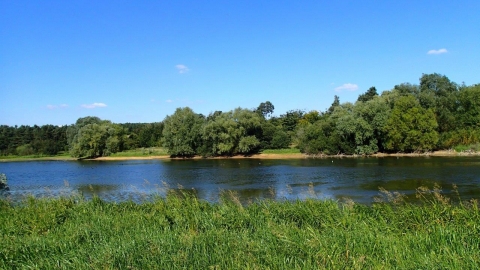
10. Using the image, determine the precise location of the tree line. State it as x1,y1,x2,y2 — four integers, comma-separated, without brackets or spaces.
161,73,480,157
1,73,479,158
0,121,163,157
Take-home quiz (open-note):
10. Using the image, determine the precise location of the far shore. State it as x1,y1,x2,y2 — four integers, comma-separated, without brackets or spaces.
94,150,479,161
1,150,479,162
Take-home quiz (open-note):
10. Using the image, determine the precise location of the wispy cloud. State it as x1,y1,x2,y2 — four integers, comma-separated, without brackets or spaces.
427,48,448,55
175,64,189,74
165,99,173,103
81,102,107,109
335,83,358,92
46,104,68,110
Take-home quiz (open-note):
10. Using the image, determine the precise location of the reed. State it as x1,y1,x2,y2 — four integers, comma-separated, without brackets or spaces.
1,186,479,269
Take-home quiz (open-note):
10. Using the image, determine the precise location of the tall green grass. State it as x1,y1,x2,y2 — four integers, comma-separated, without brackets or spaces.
1,187,479,269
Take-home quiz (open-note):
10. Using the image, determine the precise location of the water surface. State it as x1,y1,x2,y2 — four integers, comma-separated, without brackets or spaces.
1,156,479,204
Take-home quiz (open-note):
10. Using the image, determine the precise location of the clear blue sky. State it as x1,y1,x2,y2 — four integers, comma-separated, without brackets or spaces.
1,0,479,126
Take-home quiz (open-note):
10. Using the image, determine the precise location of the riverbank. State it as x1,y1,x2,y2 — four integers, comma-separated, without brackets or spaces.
94,150,480,161
1,188,479,269
2,150,479,162
0,156,77,162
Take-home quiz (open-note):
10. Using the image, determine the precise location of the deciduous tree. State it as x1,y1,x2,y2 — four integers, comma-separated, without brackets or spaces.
162,107,204,157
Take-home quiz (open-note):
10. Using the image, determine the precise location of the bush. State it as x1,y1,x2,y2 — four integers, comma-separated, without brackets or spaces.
0,173,7,190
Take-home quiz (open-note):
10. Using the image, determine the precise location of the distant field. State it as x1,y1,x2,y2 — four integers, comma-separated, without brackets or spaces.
261,148,301,154
110,147,169,157
0,152,71,161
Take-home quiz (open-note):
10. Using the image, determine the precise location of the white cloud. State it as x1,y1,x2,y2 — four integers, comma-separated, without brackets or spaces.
165,99,173,103
47,104,68,110
175,64,189,74
427,48,448,55
81,102,107,109
335,83,359,92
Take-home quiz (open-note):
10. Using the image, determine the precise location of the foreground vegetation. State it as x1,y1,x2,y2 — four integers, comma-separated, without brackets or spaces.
1,187,479,269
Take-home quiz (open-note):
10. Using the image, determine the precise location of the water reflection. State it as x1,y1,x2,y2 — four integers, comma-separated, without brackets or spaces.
1,157,480,204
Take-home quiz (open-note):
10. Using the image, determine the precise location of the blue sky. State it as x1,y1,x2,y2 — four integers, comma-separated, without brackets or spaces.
1,0,479,126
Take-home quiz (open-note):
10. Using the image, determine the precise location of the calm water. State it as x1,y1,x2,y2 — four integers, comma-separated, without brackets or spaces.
1,157,480,204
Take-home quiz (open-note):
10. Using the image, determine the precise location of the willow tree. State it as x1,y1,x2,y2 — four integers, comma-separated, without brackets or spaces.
201,108,262,156
69,121,120,158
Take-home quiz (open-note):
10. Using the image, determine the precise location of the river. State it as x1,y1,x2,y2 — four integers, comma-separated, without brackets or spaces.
1,156,480,204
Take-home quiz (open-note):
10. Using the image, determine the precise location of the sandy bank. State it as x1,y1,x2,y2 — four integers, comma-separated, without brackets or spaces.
2,150,478,162
91,150,479,161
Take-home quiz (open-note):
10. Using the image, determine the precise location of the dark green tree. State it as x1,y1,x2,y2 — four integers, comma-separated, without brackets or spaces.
162,107,204,157
357,87,378,102
384,95,439,152
327,95,340,114
256,101,275,119
70,122,120,158
419,73,459,133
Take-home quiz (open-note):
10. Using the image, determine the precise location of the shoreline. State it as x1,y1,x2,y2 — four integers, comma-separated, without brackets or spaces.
88,150,480,161
1,150,479,162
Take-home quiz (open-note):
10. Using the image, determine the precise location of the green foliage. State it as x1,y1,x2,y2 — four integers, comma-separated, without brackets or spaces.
297,118,339,155
238,135,260,154
384,95,439,152
202,111,243,156
454,143,480,153
279,109,304,132
67,117,123,159
440,129,480,149
327,95,340,113
0,173,7,189
353,97,391,153
119,122,164,149
298,101,387,155
111,147,169,157
419,73,459,133
270,129,290,149
357,86,378,102
15,144,34,156
456,84,480,129
2,189,480,269
162,107,204,157
256,101,274,119
0,125,68,156
70,123,119,158
298,110,321,127
201,108,263,156
261,148,301,154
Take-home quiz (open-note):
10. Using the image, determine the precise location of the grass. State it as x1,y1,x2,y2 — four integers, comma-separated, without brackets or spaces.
1,186,479,269
0,152,73,161
454,143,480,153
0,148,169,161
110,147,169,157
261,148,301,154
